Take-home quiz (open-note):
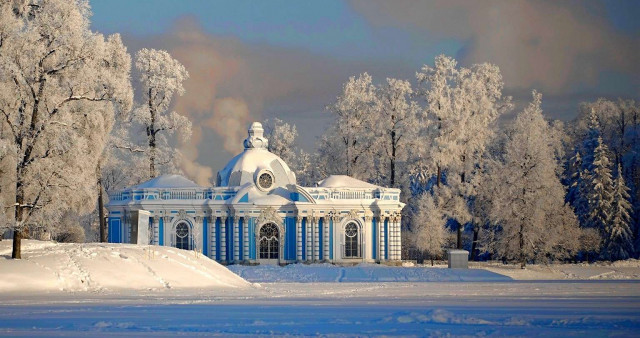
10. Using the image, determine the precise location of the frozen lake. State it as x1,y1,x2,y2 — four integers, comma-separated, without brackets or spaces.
1,281,639,336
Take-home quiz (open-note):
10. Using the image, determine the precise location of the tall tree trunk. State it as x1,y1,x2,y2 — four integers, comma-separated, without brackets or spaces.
436,165,441,187
12,185,24,259
519,222,525,269
470,227,479,260
98,178,107,243
148,88,156,178
455,165,467,249
12,230,22,259
390,129,396,187
519,188,526,269
456,222,463,249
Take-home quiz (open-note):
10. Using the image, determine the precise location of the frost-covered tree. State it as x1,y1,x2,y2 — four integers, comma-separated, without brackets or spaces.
585,137,614,238
481,92,580,268
0,0,133,258
321,73,377,180
264,118,297,164
263,118,312,185
602,164,634,260
117,49,191,179
567,100,640,257
371,78,419,188
415,55,512,249
411,191,450,265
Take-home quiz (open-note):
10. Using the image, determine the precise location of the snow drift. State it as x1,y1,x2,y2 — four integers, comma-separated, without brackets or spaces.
0,240,250,293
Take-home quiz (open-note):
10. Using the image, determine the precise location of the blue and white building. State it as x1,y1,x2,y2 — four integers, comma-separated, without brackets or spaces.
107,122,404,264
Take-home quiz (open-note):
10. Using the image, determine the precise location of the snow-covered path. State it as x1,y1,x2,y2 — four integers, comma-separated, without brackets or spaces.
1,281,638,336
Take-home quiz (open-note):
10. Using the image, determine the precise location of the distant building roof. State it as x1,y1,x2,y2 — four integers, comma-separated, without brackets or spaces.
132,174,202,189
317,175,378,188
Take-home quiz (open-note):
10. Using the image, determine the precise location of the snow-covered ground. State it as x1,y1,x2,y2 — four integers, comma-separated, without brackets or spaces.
228,260,640,283
228,262,512,282
475,260,640,280
1,241,639,336
0,281,639,336
0,240,250,292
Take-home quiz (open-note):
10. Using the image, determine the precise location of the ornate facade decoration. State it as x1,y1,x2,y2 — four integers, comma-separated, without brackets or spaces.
106,122,404,265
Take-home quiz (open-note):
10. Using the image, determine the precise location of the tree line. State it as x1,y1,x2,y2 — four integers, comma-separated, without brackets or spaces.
268,56,639,266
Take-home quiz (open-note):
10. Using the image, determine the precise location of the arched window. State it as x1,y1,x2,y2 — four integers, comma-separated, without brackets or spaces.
175,221,191,250
259,223,279,259
344,222,360,258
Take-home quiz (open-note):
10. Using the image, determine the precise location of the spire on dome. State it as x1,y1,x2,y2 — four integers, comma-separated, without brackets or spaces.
243,122,269,150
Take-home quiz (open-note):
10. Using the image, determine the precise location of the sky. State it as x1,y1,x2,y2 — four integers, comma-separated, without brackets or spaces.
89,0,640,185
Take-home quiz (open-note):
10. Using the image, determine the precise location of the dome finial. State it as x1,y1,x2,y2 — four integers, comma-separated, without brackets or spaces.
243,122,269,150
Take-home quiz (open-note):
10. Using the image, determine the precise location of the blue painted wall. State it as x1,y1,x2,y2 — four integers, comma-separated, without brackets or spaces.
329,218,333,260
239,217,244,261
203,217,208,257
215,218,221,260
384,218,389,260
285,217,296,261
226,217,232,261
318,218,323,260
108,217,121,243
302,218,307,260
159,217,164,246
372,217,377,260
249,218,256,260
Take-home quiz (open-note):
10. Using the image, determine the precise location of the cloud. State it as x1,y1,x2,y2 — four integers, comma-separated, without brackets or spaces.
350,0,639,93
207,98,251,154
121,18,369,182
178,126,213,186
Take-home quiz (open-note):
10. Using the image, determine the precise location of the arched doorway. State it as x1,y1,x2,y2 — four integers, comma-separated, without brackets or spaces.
344,222,360,258
175,221,191,250
259,223,279,263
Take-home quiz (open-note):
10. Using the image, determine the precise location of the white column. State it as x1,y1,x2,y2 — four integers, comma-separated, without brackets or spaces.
313,217,320,262
233,216,240,262
153,216,160,245
243,217,249,261
395,216,402,260
220,216,227,262
378,216,386,261
296,216,302,262
387,216,393,261
306,217,312,261
210,216,217,260
364,216,372,260
323,217,330,261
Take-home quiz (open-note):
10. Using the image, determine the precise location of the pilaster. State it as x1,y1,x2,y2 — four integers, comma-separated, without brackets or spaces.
233,216,240,262
220,216,227,262
243,217,250,261
378,215,386,261
209,216,216,260
323,216,330,261
306,216,312,262
313,216,320,262
296,216,303,262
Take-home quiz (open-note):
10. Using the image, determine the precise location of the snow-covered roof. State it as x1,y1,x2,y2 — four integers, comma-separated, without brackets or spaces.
132,174,202,189
317,175,378,189
217,122,296,187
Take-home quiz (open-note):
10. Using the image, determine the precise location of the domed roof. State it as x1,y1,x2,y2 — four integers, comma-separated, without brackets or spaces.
133,174,202,189
217,122,296,188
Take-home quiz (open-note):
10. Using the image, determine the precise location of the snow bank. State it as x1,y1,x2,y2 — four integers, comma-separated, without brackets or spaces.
473,260,640,280
0,240,250,293
228,263,511,283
